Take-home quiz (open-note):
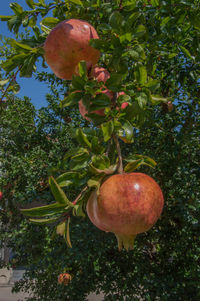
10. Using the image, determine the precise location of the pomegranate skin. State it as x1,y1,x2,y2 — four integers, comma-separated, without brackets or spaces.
86,173,164,250
44,19,100,80
90,66,110,83
58,273,72,285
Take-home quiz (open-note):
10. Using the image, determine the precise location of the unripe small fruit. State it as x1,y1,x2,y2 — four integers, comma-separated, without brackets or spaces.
90,66,110,83
116,92,129,110
120,102,129,109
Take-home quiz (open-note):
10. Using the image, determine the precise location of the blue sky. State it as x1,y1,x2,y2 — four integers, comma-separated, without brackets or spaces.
1,0,51,109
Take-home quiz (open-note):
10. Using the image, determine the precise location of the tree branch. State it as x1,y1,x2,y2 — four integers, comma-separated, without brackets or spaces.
72,186,88,205
113,135,123,174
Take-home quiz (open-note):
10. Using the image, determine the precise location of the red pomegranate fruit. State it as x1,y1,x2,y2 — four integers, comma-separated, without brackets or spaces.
44,19,100,80
86,173,164,250
0,191,2,200
58,273,72,285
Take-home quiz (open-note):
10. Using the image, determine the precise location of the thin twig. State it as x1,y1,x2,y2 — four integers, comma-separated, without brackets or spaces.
72,186,88,205
119,0,123,10
105,140,111,156
113,135,123,174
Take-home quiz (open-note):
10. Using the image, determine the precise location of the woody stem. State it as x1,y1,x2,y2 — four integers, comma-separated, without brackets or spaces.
113,135,123,174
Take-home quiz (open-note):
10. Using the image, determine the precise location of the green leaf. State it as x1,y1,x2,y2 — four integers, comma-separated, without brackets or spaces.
14,41,34,52
91,137,105,154
0,79,9,86
73,203,86,217
91,155,110,170
69,0,83,6
13,83,20,94
19,55,37,78
124,159,143,172
56,221,65,236
109,11,123,31
179,46,194,60
119,121,134,143
127,50,140,60
41,17,60,28
76,128,92,149
56,172,85,187
78,60,87,79
143,156,157,168
64,218,72,248
145,80,160,91
25,0,35,9
49,176,72,206
89,164,117,175
0,16,13,21
10,3,23,15
168,53,178,59
138,65,147,85
61,91,83,107
29,216,60,224
161,16,170,28
151,95,168,105
40,23,51,34
38,0,46,6
106,74,123,91
88,178,101,193
136,92,148,109
101,120,114,142
21,202,67,217
72,75,85,90
88,93,111,112
128,12,140,27
125,154,157,169
150,0,159,6
134,25,146,38
70,151,90,171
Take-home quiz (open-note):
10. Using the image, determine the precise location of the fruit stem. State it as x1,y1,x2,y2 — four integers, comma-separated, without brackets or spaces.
115,234,136,251
72,186,88,205
113,135,123,174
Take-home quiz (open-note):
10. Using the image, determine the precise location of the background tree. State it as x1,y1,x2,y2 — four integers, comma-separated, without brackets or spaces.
0,0,200,300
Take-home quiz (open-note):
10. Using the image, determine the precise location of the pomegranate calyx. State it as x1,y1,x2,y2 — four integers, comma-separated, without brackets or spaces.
115,233,137,251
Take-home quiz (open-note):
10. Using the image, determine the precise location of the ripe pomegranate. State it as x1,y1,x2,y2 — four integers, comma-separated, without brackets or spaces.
58,273,72,285
0,191,2,200
44,19,100,80
87,173,164,250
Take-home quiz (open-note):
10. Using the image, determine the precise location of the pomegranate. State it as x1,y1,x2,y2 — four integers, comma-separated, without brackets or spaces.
86,173,164,250
117,92,129,110
79,89,113,120
0,191,2,200
90,66,110,83
44,19,100,80
58,273,72,285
